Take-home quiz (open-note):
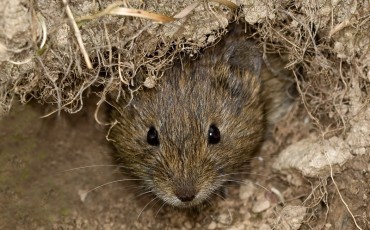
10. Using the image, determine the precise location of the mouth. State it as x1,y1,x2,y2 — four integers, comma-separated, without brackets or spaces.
158,194,206,208
154,185,223,208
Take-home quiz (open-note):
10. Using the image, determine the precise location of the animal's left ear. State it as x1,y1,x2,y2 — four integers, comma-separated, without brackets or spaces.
223,39,262,77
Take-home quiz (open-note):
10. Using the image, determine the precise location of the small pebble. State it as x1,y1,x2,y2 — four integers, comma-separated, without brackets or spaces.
208,221,217,230
252,199,270,213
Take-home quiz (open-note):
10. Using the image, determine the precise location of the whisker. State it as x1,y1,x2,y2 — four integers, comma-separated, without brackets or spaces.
137,197,159,220
123,182,155,198
115,184,147,194
217,171,268,178
210,190,226,201
154,201,166,218
85,178,144,196
61,164,129,173
225,179,285,203
205,197,214,208
220,179,271,193
216,156,265,169
253,182,271,193
135,190,153,198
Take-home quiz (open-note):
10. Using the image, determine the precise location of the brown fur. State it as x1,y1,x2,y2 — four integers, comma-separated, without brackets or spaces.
108,25,268,208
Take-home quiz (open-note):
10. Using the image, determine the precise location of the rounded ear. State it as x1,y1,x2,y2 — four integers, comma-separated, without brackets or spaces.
209,35,262,102
224,40,262,77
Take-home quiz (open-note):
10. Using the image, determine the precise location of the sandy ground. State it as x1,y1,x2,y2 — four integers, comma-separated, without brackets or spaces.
1,99,369,229
0,98,283,229
0,100,254,229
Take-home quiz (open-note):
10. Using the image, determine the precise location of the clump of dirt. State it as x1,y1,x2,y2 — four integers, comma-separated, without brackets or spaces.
1,0,234,116
0,0,369,229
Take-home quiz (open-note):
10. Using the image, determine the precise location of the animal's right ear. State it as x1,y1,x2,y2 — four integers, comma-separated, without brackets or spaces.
223,40,262,77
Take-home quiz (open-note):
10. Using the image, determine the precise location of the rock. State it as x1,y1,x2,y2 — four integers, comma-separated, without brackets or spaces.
239,180,256,200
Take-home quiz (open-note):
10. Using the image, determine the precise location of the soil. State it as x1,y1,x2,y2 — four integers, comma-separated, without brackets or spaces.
1,98,369,229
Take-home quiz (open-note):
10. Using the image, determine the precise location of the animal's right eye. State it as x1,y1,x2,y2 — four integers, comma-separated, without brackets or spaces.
208,124,221,144
147,127,160,146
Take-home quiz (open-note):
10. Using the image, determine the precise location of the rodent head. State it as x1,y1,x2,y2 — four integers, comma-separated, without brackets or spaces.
109,38,265,208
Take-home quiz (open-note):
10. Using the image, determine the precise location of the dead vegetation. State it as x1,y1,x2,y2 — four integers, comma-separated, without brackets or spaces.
0,0,369,229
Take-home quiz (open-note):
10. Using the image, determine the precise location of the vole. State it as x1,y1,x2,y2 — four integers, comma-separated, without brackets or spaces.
108,24,282,208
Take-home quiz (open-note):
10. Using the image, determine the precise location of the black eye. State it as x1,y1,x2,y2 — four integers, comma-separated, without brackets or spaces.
208,124,221,144
147,127,160,146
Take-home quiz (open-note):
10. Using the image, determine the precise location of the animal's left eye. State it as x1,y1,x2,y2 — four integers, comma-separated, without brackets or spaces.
208,124,221,144
147,126,160,146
